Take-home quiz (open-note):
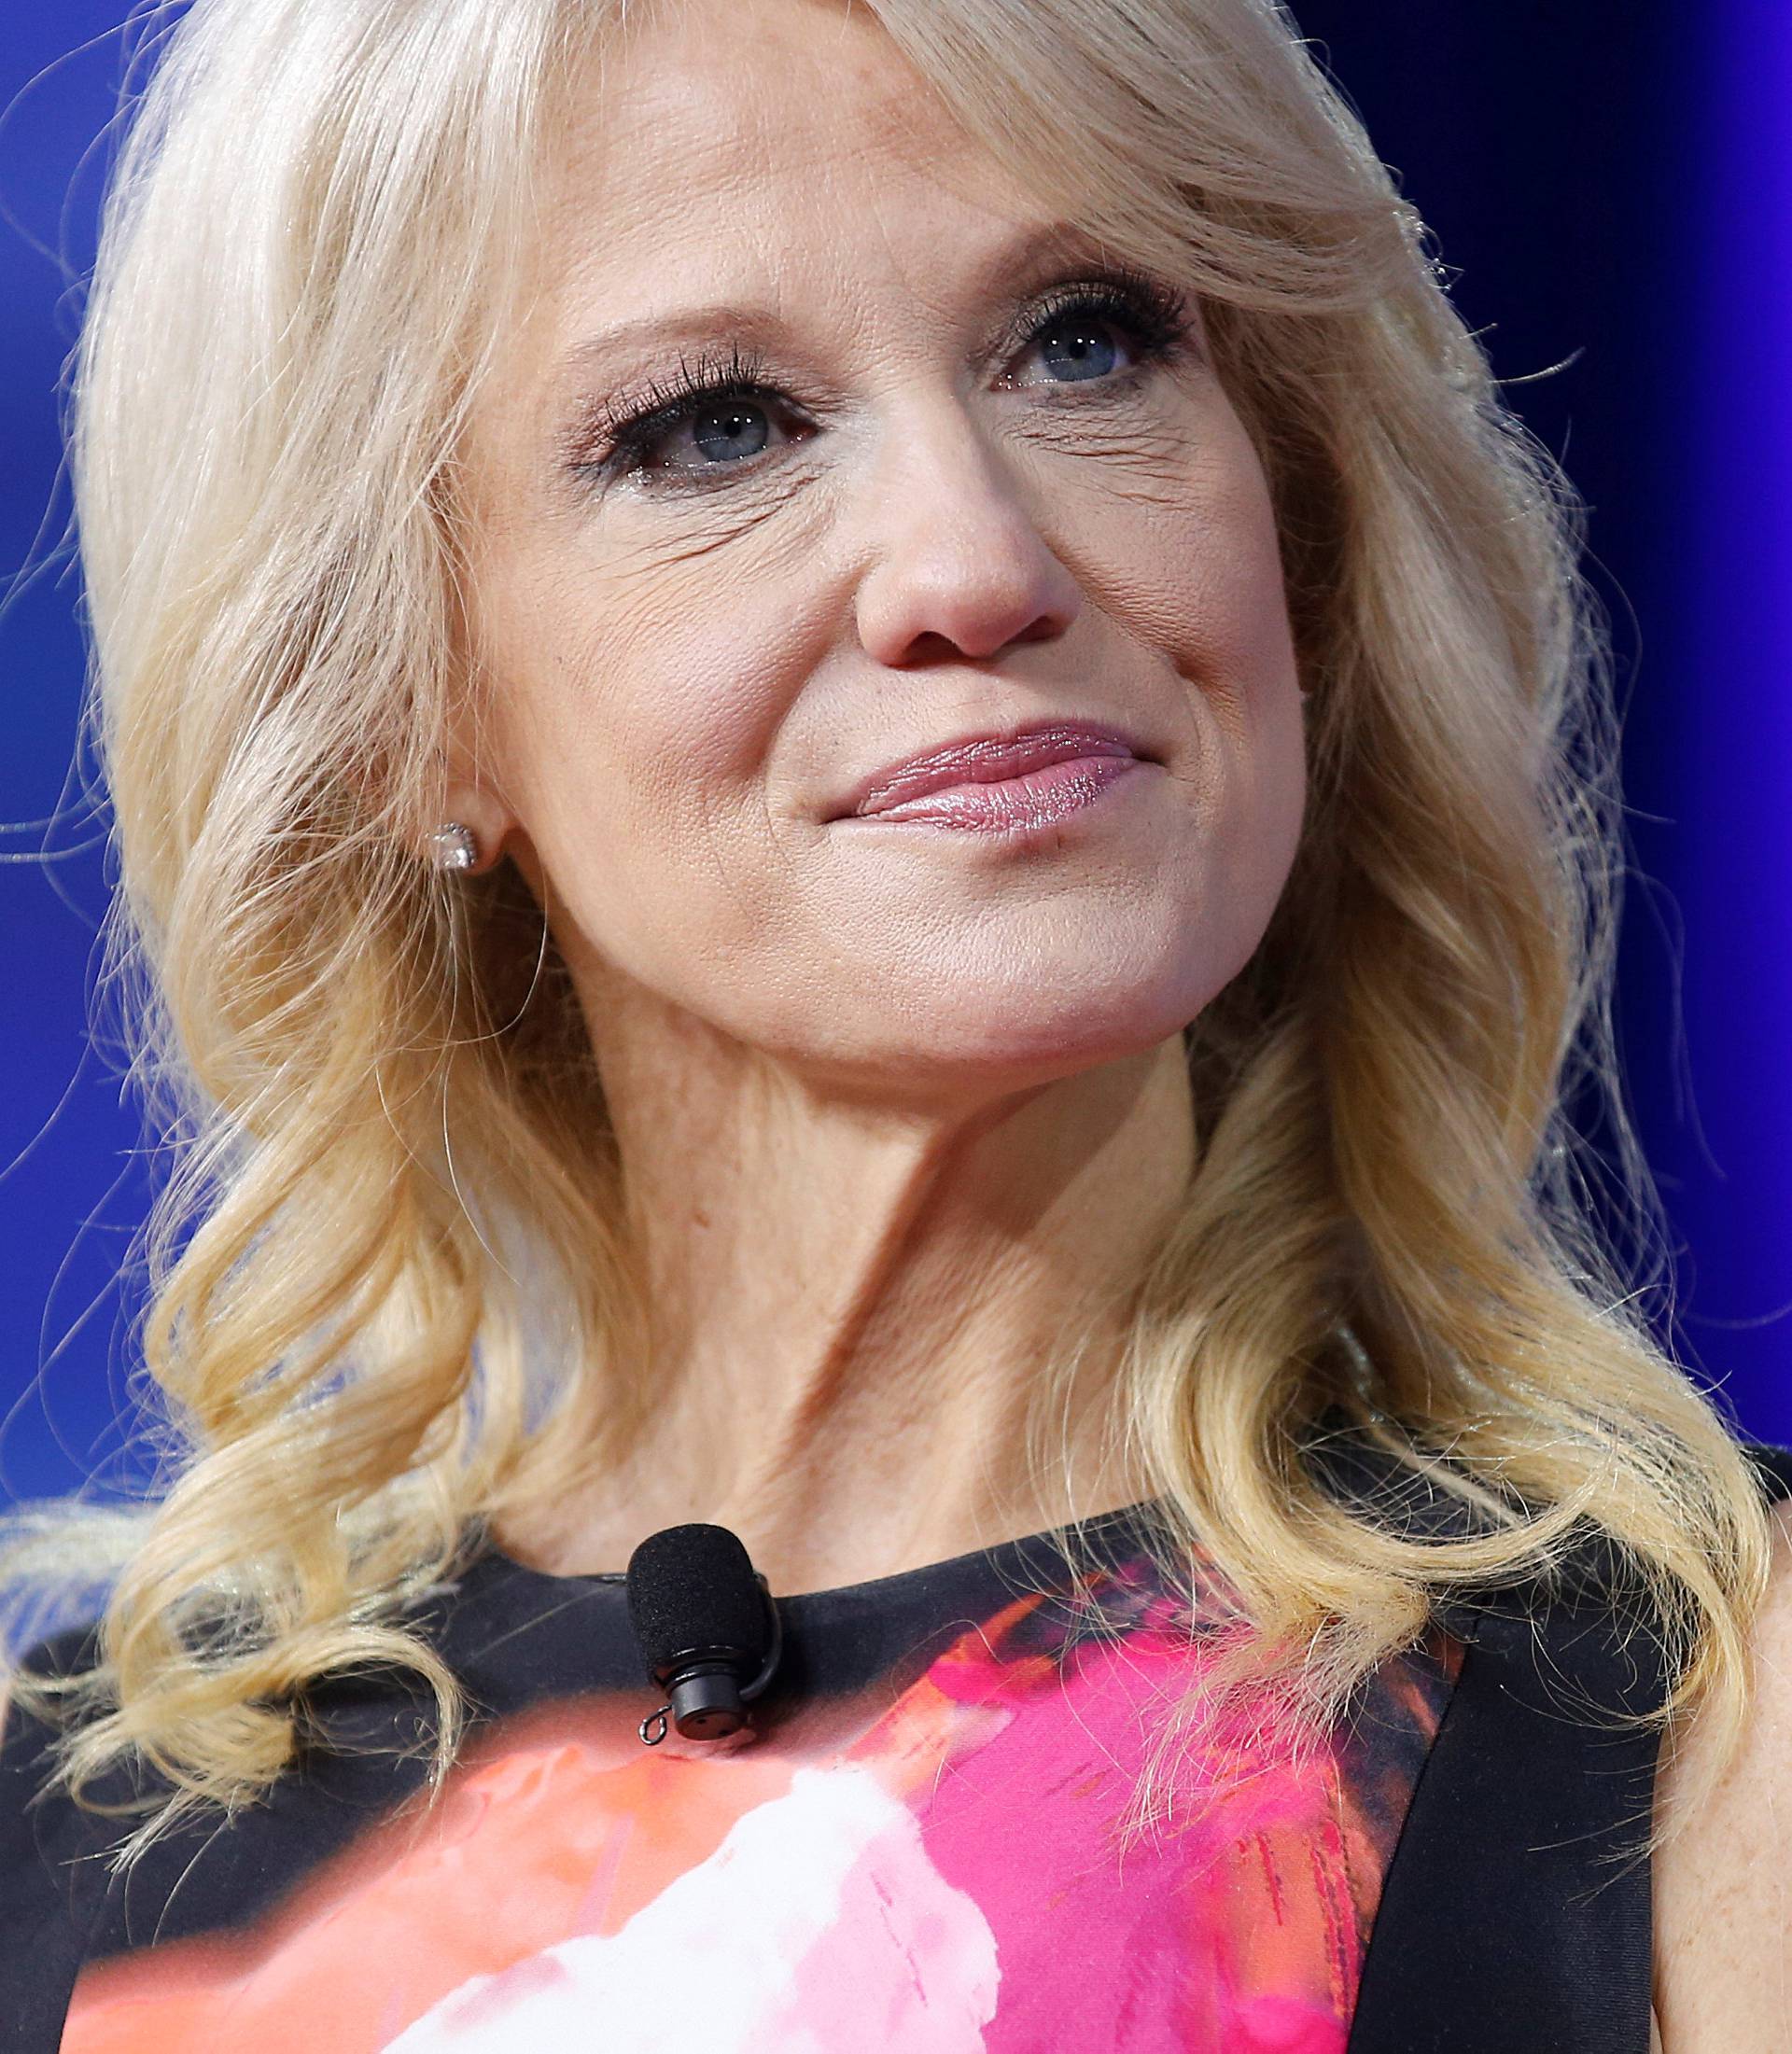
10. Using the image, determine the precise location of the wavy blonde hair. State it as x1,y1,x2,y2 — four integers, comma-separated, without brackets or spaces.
5,0,1779,1868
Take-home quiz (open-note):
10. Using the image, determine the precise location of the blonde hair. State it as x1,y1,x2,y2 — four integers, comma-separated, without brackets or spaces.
5,0,1778,1869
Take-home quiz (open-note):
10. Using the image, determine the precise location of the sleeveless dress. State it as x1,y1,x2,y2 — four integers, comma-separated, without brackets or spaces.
2,1426,1787,2053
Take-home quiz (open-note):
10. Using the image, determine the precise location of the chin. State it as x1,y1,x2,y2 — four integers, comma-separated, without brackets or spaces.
808,957,1216,1100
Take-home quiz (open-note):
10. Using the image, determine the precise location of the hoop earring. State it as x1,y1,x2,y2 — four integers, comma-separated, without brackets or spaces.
427,821,481,873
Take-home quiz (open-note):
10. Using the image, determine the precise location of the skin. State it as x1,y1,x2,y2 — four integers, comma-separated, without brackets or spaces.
1650,1496,1792,2050
450,0,1307,1597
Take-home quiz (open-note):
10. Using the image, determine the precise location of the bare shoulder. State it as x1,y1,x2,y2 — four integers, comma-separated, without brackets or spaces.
1652,1495,1792,2050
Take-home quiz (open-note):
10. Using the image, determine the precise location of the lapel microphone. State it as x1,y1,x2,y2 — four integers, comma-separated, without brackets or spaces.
624,1523,783,1745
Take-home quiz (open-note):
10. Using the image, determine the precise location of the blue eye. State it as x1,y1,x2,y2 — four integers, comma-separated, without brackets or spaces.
1030,308,1126,384
574,264,1194,495
1006,266,1194,389
578,349,784,489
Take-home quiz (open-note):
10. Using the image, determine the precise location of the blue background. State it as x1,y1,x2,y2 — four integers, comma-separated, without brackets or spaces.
3,4,1787,1507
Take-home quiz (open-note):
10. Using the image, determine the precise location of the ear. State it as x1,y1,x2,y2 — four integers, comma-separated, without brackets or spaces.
428,650,526,877
430,775,523,877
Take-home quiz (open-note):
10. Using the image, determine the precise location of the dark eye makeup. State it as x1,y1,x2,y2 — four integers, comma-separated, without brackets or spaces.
563,260,1196,497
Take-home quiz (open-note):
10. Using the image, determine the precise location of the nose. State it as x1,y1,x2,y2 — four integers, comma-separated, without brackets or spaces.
852,395,1084,669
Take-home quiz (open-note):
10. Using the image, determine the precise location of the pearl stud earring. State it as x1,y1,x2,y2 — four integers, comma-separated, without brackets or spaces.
427,821,480,873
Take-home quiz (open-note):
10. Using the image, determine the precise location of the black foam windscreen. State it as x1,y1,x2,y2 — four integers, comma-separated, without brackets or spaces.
624,1522,769,1679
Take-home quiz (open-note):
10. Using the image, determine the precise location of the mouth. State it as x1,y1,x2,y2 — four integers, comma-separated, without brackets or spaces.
830,720,1155,830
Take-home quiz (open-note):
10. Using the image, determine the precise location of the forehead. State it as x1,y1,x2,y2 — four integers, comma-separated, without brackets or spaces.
523,0,1060,351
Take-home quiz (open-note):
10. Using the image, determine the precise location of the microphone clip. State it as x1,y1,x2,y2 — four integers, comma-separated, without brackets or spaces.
624,1523,785,1746
637,1576,782,1745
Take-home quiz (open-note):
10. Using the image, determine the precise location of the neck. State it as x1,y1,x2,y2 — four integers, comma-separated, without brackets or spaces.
497,991,1196,1596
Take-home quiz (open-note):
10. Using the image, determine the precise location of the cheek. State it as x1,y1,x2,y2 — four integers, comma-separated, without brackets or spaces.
1135,431,1308,963
1148,426,1296,721
1210,503,1309,957
1061,383,1298,777
491,554,797,919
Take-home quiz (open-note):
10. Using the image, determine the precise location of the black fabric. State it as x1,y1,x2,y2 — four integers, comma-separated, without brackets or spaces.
0,1629,94,2051
1345,1434,1792,2054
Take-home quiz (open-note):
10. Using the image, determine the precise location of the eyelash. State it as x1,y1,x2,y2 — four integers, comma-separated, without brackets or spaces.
573,262,1195,495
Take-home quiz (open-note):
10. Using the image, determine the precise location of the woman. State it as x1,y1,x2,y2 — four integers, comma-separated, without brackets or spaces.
2,0,1786,2046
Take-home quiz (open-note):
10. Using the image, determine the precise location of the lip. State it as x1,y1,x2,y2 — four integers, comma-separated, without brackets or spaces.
833,720,1152,821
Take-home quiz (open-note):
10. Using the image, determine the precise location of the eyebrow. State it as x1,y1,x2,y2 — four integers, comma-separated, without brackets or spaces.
552,217,1127,386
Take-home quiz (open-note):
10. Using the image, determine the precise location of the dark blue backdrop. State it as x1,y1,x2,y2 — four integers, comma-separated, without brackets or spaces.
3,4,1787,1507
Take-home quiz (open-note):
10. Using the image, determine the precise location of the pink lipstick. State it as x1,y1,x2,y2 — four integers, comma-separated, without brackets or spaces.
836,721,1148,834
